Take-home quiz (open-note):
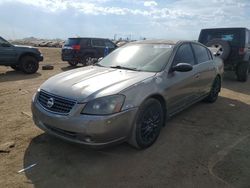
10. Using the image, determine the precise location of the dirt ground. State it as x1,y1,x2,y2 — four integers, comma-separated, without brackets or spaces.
0,48,250,188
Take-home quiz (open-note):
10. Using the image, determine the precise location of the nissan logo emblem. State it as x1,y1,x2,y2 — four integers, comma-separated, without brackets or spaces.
47,98,54,108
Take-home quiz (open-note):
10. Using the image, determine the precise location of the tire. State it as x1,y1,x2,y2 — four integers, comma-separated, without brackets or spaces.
128,98,164,149
83,55,94,66
10,65,20,71
204,76,221,103
236,62,249,82
20,56,39,74
68,61,78,66
206,39,231,60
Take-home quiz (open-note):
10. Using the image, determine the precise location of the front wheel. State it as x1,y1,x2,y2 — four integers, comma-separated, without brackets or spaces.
68,61,78,66
20,56,39,74
128,98,164,149
83,55,94,66
203,76,221,103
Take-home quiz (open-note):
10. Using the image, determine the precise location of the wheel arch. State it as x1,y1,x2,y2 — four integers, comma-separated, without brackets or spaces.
18,52,38,62
147,94,168,124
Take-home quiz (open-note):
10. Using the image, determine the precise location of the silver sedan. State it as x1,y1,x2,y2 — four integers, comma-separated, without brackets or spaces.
32,40,223,149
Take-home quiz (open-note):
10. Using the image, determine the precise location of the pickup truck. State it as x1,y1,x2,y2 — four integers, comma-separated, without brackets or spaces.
0,36,43,74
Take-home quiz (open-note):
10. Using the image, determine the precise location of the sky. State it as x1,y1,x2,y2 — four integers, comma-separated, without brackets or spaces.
0,0,249,40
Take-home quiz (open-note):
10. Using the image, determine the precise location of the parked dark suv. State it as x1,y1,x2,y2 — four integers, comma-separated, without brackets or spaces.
62,37,117,66
0,36,43,74
198,27,250,82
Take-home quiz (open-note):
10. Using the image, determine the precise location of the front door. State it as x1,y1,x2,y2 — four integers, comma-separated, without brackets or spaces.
0,37,17,65
164,43,200,115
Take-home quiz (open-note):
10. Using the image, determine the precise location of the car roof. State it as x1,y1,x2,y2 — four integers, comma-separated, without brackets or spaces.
131,39,178,45
68,37,109,40
129,39,203,46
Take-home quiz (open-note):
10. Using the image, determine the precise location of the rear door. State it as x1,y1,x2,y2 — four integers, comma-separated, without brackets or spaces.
191,43,216,95
166,43,200,115
91,39,106,58
0,37,17,65
104,40,116,55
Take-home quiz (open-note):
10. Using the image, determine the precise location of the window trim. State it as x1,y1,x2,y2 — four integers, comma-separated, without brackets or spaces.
91,39,105,48
191,43,211,64
171,42,196,68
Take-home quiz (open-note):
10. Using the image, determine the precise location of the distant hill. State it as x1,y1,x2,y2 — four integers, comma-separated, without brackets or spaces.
9,37,65,48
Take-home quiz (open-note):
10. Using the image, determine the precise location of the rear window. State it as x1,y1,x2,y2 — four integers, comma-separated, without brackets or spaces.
65,38,80,46
199,29,241,46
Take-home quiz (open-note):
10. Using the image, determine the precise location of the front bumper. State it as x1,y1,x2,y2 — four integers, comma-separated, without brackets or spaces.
31,98,138,148
38,54,44,62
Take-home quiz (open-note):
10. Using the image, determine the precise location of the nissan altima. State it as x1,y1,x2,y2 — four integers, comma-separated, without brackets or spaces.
32,40,223,149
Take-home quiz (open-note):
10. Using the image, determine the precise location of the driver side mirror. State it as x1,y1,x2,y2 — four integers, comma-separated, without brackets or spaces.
171,63,193,72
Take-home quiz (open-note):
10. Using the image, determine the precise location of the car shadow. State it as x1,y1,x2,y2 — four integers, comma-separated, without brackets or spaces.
222,72,250,95
0,70,41,82
61,65,83,72
23,96,250,188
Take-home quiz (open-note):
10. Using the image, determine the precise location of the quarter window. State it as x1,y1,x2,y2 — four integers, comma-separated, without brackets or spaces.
173,44,195,66
192,44,210,64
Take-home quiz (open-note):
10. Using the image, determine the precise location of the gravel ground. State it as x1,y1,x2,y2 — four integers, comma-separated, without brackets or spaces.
0,48,249,188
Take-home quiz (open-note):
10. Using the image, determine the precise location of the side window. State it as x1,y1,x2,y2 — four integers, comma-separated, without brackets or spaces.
104,40,115,48
92,39,105,47
192,44,210,64
80,39,90,47
173,44,195,66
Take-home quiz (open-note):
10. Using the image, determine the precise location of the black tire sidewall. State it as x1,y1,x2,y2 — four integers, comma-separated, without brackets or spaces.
20,56,39,74
204,76,221,103
236,62,249,82
134,99,164,149
68,61,78,66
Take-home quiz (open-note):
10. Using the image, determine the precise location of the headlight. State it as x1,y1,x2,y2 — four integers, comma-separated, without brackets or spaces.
81,95,125,115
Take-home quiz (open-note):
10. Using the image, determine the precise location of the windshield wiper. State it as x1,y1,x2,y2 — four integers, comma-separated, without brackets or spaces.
110,65,138,71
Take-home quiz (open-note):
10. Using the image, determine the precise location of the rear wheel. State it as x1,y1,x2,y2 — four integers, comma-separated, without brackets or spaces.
20,56,39,74
129,98,164,149
236,62,249,82
204,76,221,103
10,65,20,71
68,61,78,66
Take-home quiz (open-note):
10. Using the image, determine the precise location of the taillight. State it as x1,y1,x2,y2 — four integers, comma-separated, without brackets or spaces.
239,48,246,55
72,44,81,51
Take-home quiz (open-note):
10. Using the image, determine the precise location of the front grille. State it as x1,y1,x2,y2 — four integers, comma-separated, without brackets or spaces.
38,90,76,114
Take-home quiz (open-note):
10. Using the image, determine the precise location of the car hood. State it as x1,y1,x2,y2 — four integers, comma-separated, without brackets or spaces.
40,66,156,102
14,45,34,48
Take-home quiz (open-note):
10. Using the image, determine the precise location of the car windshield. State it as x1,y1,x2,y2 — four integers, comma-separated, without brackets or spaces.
97,44,173,72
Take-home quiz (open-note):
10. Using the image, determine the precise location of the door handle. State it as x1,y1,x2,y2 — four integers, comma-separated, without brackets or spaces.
194,73,200,78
